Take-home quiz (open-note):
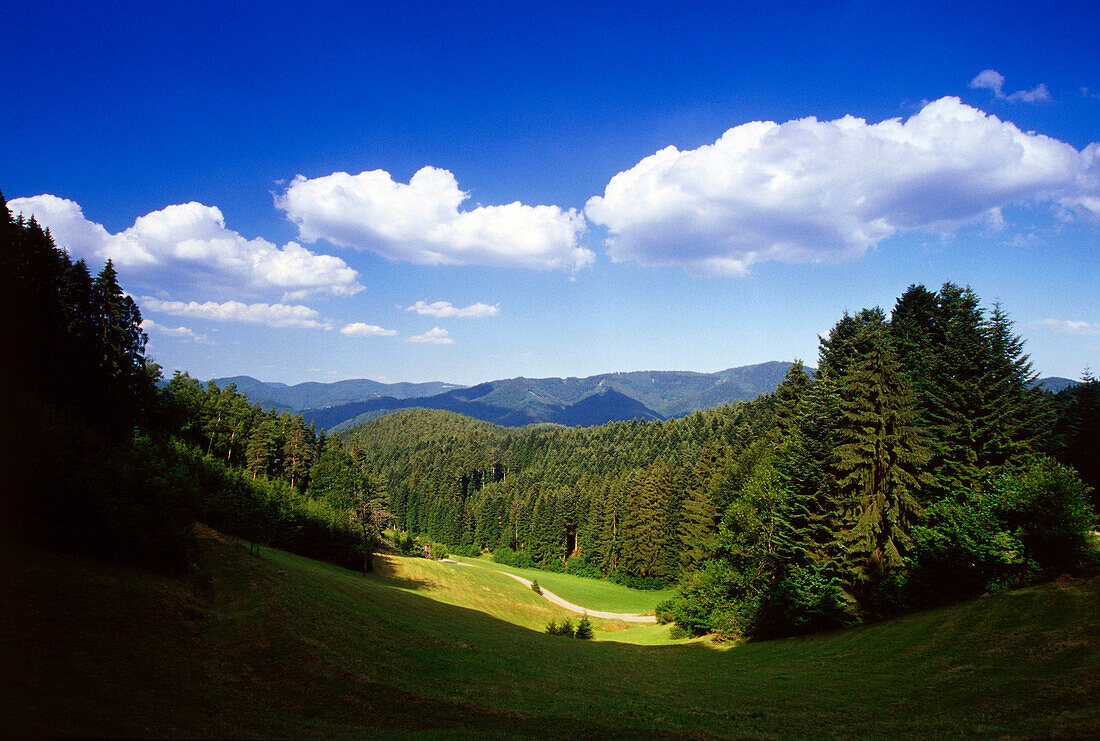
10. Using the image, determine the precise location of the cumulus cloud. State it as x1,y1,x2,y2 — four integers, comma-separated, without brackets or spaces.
585,97,1099,275
276,167,592,271
141,297,332,330
406,300,499,318
406,327,454,345
969,69,1052,103
7,195,363,298
340,322,397,338
140,319,205,341
1034,319,1100,336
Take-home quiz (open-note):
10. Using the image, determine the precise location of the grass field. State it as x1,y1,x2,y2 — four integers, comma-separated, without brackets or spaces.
3,526,1098,738
451,554,678,614
375,554,686,644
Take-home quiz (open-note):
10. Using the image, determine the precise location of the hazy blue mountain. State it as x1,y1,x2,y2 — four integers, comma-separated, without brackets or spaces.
297,361,798,430
208,376,465,410
1034,377,1078,394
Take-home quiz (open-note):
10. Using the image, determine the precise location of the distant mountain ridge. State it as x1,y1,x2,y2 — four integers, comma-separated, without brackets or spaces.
304,361,800,430
213,365,1078,431
207,376,465,412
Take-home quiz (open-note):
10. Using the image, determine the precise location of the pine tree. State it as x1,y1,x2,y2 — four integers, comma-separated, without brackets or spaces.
677,441,729,573
835,318,931,582
619,461,674,577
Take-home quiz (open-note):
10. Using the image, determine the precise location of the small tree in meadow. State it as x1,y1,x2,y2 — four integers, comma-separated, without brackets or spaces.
574,615,593,639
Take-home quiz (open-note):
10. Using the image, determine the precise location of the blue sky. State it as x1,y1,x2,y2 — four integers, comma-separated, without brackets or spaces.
4,0,1098,385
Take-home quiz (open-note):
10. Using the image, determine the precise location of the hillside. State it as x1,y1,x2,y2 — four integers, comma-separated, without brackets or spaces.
4,528,1098,738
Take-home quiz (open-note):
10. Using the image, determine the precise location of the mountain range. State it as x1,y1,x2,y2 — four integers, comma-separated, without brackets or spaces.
211,361,802,430
211,365,1078,432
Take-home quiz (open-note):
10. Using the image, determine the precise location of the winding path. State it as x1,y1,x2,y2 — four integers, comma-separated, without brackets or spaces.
441,559,657,623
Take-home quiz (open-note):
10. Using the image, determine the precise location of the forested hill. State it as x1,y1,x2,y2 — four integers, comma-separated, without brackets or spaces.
288,362,803,430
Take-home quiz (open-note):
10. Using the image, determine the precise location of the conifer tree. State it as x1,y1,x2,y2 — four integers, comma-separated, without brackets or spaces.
835,318,931,582
620,461,674,577
677,441,730,573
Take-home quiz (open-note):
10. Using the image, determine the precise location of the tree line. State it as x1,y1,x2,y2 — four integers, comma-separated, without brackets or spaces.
0,192,386,573
2,188,1095,640
339,283,1099,637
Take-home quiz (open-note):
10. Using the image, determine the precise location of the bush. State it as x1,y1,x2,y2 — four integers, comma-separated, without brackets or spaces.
668,624,691,640
910,457,1100,604
564,554,603,578
492,546,537,569
574,615,593,639
530,579,542,595
545,618,575,637
654,598,676,625
429,542,449,560
450,543,482,558
396,532,420,556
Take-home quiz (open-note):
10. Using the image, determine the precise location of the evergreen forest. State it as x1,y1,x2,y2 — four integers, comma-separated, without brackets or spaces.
2,190,1097,643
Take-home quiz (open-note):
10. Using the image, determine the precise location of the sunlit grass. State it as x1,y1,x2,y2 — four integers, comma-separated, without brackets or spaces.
451,554,677,614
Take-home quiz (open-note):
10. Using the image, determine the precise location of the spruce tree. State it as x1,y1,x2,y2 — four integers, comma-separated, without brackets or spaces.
835,318,931,582
677,441,729,573
619,461,674,577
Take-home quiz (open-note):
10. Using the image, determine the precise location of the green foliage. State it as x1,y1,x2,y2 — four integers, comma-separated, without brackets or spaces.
450,543,482,557
546,617,576,637
429,542,449,560
492,547,537,569
563,554,603,578
835,316,930,582
396,532,421,557
530,579,542,595
574,615,593,639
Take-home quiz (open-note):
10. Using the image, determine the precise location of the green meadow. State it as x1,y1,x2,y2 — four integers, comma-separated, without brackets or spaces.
4,526,1098,739
452,554,678,615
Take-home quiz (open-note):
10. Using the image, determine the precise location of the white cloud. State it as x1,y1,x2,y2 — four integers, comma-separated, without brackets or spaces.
969,69,1052,103
341,322,397,338
406,327,455,345
7,196,363,298
406,300,499,318
1006,84,1052,104
140,318,205,341
585,97,1099,275
276,167,593,271
969,69,1007,97
141,297,332,330
1034,319,1100,336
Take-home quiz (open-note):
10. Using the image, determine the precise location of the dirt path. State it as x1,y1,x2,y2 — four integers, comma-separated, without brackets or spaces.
441,559,657,623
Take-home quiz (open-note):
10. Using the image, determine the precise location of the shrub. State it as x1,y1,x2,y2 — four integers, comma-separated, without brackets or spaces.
429,542,449,560
574,615,593,639
450,543,482,558
492,547,537,569
530,579,542,595
564,555,603,578
397,532,420,556
545,618,575,637
654,598,676,625
668,624,691,640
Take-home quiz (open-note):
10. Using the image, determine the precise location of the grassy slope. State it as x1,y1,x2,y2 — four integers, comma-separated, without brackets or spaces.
379,555,686,645
3,526,1099,739
453,554,678,615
